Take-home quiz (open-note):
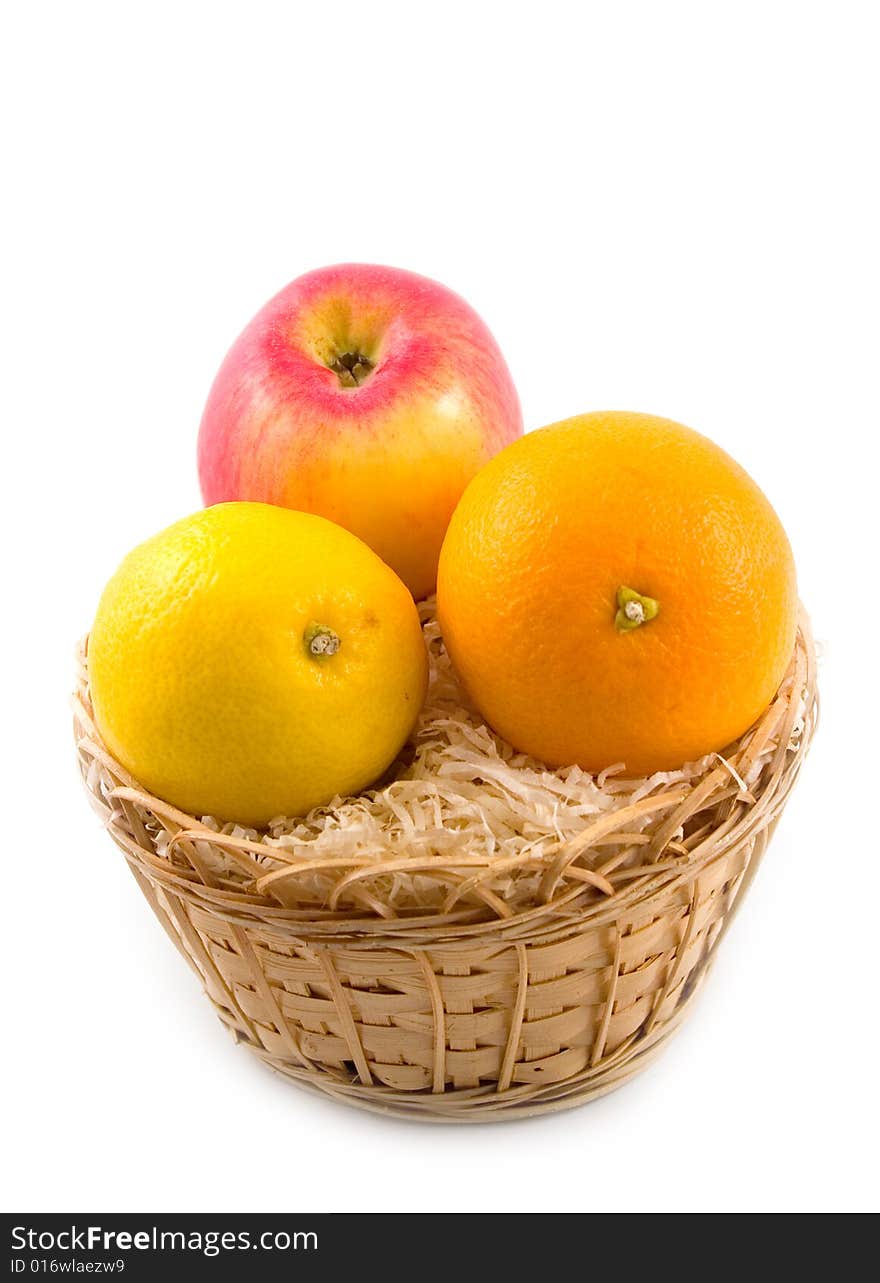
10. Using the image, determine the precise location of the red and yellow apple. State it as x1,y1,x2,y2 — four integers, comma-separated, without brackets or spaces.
197,263,523,598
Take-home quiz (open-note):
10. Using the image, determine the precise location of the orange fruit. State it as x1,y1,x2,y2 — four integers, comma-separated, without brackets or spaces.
437,411,797,775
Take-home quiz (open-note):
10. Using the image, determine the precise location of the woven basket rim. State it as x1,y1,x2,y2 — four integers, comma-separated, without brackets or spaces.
74,609,817,943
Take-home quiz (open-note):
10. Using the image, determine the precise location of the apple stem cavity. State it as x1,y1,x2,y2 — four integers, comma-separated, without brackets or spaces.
615,585,660,632
304,623,341,658
328,350,374,388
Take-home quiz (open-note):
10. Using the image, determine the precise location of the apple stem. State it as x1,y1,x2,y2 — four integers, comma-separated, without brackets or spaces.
328,350,374,387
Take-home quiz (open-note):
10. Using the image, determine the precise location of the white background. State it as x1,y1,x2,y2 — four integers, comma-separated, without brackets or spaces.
2,1,878,1215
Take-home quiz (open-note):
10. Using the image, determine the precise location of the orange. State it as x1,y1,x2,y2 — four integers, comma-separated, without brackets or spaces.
437,412,798,775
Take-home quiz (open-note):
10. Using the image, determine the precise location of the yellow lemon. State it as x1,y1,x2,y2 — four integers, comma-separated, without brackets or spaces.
89,502,428,825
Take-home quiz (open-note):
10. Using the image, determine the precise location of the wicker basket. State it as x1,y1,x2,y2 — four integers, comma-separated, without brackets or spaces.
73,612,817,1123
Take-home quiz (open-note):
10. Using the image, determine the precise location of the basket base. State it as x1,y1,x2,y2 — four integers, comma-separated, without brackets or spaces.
225,966,709,1124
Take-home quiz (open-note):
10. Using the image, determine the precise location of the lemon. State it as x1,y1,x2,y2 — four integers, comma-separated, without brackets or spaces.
89,503,428,825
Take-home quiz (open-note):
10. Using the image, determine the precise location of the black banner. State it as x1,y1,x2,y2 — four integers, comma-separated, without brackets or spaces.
4,1214,578,1279
4,1217,343,1280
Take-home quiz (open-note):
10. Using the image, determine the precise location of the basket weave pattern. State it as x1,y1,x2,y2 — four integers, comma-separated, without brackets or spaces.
74,619,816,1121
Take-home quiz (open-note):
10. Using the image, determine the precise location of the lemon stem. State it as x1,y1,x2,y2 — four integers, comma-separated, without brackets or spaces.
615,586,659,632
304,623,341,657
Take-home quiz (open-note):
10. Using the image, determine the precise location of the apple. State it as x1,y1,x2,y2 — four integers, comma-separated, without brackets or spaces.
198,263,523,598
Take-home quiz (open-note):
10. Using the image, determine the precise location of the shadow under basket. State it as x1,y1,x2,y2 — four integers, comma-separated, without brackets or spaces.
74,613,817,1123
